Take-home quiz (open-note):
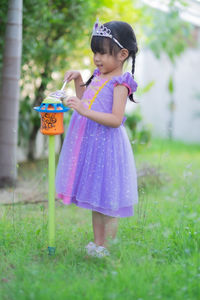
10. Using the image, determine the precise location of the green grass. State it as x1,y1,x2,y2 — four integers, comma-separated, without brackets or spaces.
0,138,200,300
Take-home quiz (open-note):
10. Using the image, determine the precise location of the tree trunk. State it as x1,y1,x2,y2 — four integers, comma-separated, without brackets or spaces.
27,69,49,160
0,0,22,187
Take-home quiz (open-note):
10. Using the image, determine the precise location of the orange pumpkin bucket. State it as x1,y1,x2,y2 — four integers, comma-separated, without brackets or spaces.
40,105,64,135
34,99,69,136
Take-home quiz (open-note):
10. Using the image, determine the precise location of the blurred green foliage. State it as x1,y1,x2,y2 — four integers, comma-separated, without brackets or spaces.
18,0,105,157
143,4,193,63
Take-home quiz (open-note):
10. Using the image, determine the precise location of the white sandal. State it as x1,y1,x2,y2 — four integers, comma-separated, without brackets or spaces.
94,246,110,258
85,242,97,256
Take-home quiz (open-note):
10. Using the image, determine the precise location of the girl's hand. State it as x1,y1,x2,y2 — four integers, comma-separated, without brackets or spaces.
64,96,87,116
64,70,81,83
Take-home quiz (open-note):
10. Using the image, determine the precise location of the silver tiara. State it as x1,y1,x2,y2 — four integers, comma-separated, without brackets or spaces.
92,18,124,49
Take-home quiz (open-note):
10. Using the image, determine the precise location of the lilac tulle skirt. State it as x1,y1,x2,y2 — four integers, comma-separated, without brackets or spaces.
56,111,138,218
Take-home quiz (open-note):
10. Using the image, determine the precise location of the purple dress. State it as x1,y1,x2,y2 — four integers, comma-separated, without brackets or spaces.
56,69,138,217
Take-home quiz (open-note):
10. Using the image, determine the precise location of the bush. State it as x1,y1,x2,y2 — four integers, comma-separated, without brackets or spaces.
125,108,152,148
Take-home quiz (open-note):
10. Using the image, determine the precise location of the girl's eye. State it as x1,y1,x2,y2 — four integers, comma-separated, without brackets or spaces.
93,51,106,55
99,51,107,55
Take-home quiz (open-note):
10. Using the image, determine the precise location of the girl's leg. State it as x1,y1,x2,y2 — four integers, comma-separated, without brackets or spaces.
92,211,105,246
92,211,118,247
103,214,118,245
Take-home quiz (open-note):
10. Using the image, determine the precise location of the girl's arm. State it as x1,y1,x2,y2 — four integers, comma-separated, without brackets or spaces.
64,71,86,99
66,85,128,128
74,75,86,99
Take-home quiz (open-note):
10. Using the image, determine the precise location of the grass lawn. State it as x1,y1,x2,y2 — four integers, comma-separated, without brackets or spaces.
0,138,200,300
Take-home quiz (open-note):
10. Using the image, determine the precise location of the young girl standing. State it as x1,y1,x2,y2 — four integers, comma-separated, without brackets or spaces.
56,19,138,258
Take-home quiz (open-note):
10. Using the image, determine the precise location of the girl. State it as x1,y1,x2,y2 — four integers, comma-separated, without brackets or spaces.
56,19,138,258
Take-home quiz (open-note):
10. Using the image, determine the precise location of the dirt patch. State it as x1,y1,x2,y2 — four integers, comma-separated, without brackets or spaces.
0,178,48,205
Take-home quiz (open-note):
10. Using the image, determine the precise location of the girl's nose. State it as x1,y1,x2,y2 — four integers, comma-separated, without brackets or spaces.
94,53,100,62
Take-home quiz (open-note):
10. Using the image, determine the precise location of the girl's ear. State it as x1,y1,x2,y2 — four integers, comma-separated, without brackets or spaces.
119,49,129,62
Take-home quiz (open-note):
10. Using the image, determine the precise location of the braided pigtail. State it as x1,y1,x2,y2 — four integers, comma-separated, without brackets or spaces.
81,75,94,87
129,52,138,103
131,53,136,76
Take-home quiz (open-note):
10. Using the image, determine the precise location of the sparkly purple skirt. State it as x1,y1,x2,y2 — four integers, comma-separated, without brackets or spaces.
56,112,138,218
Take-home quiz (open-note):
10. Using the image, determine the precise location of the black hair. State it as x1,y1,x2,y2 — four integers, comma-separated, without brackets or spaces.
84,21,138,102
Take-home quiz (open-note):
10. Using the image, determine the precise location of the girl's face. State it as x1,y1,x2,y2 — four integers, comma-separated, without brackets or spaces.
93,52,122,75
